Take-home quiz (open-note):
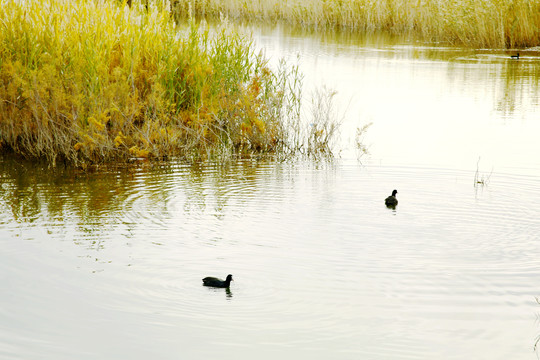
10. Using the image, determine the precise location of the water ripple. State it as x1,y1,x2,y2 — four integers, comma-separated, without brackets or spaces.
2,161,540,359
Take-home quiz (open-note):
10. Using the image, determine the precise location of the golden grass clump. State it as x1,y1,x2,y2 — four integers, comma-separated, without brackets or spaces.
173,0,540,48
0,0,304,165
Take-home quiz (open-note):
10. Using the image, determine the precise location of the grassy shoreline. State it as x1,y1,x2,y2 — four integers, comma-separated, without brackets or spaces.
0,0,313,166
171,0,540,48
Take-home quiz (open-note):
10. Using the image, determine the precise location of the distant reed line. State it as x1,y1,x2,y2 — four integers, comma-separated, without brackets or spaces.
171,0,540,48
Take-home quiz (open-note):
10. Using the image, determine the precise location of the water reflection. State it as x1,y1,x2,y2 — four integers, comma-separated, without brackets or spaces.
247,23,540,124
0,157,272,225
0,156,339,247
244,24,540,173
203,286,233,299
496,59,540,118
2,154,540,359
0,157,139,225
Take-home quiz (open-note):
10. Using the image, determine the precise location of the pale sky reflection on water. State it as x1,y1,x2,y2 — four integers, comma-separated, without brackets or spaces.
250,24,540,175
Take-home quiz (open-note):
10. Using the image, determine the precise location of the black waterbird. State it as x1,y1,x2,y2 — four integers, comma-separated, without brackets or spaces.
511,52,520,59
202,274,233,288
385,190,398,207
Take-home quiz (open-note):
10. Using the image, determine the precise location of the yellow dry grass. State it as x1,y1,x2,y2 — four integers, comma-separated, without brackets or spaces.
0,0,304,165
172,0,540,48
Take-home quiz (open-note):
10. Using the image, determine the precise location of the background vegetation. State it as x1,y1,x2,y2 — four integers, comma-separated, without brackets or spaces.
0,0,315,166
171,0,540,48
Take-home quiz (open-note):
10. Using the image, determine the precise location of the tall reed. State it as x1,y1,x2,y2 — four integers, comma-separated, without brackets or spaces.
173,0,540,48
0,0,308,165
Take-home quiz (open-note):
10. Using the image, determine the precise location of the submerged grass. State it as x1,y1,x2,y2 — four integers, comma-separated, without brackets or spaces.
172,0,540,48
0,0,324,166
474,157,493,187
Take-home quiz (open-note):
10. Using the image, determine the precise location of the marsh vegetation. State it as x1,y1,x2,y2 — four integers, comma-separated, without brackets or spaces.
1,0,538,167
474,158,493,187
174,0,540,48
0,0,343,166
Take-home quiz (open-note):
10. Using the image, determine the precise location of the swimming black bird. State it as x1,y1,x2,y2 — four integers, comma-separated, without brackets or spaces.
511,52,519,59
385,190,398,207
202,274,233,288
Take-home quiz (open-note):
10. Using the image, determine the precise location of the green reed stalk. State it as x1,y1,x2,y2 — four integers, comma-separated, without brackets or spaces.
0,0,311,165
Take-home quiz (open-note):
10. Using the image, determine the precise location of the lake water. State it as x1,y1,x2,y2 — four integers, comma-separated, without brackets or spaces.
1,25,540,359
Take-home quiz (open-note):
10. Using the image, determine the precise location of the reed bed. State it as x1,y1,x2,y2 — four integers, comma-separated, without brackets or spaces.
172,0,540,48
0,0,316,165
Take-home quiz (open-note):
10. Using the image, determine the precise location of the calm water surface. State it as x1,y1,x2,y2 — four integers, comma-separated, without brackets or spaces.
1,25,540,360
